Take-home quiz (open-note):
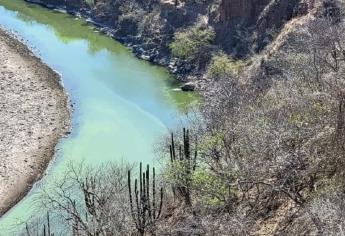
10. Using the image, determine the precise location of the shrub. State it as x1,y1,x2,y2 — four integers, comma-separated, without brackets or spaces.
170,25,215,62
207,53,244,79
191,169,230,206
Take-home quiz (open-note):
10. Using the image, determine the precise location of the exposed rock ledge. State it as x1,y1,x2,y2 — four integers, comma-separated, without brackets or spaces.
0,28,71,216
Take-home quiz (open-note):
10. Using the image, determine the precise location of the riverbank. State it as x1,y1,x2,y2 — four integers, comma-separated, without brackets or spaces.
22,0,309,93
0,28,71,216
23,0,203,91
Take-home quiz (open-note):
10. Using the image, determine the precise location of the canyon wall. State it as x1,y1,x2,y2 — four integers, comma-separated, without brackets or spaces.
214,0,308,54
25,0,316,80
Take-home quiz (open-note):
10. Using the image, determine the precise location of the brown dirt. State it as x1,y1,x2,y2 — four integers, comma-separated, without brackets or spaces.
0,28,71,216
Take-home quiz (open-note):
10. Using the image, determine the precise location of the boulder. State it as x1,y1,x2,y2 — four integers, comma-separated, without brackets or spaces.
181,82,196,91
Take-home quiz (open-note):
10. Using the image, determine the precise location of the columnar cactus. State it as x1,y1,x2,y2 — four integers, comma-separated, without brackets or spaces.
169,128,197,206
128,163,163,236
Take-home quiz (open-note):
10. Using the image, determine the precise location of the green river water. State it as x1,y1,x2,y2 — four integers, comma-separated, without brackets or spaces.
0,0,197,234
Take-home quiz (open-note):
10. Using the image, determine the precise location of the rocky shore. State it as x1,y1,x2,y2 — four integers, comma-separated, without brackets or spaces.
24,0,173,65
22,0,311,92
0,28,71,216
23,0,204,90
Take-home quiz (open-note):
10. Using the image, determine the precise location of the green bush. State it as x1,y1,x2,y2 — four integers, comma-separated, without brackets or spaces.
191,169,230,206
170,25,215,61
207,53,244,79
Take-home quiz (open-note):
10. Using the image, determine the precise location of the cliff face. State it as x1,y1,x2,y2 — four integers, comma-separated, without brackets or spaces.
90,0,119,27
214,0,307,55
65,0,86,11
24,0,317,81
27,0,313,55
219,0,270,23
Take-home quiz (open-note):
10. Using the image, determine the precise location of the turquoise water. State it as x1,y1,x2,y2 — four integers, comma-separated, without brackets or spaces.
0,0,196,234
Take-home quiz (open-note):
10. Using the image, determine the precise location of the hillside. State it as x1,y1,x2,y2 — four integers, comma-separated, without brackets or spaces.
18,0,345,235
24,0,315,86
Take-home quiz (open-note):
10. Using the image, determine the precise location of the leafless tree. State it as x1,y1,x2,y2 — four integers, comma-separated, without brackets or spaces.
36,162,134,236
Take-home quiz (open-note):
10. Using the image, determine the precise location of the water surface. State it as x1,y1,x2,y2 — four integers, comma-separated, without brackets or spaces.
0,0,196,233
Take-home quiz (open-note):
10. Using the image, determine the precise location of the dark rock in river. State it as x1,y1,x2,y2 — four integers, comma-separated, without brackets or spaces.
181,82,196,92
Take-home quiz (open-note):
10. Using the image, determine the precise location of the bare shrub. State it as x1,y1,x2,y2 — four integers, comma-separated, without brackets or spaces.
37,162,134,235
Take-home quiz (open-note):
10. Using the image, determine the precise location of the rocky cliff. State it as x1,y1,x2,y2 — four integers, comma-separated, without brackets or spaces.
213,0,309,54
25,0,317,84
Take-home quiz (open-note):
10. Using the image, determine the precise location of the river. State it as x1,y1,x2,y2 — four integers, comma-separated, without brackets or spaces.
0,0,196,234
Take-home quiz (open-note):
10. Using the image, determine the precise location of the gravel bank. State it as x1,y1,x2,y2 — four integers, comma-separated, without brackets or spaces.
0,28,71,216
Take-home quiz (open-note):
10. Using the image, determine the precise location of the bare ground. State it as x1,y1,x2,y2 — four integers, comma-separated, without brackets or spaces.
0,28,71,216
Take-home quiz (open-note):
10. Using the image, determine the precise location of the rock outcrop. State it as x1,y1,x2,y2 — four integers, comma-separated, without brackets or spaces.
219,0,270,23
214,0,311,54
65,0,86,12
24,0,319,84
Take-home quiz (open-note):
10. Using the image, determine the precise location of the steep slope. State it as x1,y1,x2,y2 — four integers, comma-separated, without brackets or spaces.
24,0,313,83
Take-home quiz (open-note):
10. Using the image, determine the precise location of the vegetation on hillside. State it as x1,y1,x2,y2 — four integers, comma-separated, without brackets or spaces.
23,0,345,235
170,25,215,62
206,53,244,79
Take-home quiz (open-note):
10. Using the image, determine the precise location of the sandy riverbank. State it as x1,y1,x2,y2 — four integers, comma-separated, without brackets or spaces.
0,28,70,216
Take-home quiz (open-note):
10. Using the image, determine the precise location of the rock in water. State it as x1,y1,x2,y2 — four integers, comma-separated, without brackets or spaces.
181,82,196,91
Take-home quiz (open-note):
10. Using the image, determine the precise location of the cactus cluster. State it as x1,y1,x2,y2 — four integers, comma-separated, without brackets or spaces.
169,128,197,206
128,163,163,236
